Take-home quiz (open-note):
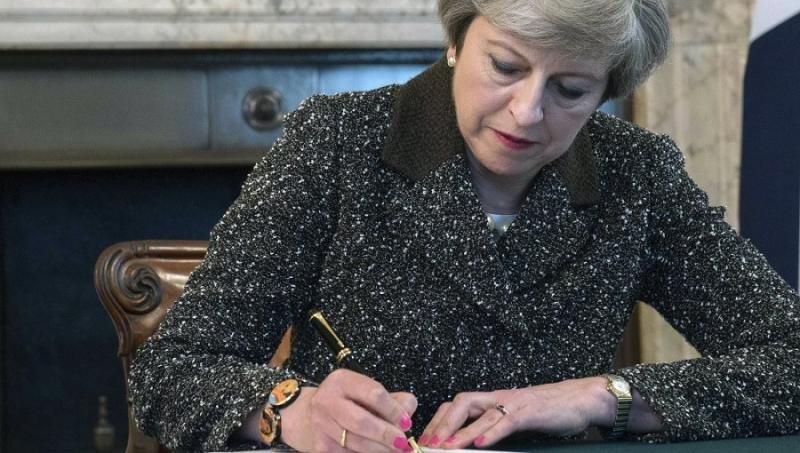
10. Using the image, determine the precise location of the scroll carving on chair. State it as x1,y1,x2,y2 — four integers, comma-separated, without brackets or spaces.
94,240,291,453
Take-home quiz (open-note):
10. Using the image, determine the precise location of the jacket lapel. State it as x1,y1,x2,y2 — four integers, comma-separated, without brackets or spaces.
380,56,601,335
388,152,520,331
499,164,599,294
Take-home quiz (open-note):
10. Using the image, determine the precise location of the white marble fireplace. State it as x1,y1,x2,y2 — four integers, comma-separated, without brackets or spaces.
0,0,444,49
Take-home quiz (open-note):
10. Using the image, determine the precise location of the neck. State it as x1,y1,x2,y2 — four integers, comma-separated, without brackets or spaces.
465,151,538,215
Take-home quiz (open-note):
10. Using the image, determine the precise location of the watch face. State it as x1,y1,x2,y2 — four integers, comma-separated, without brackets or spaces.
269,378,301,407
609,375,631,394
612,379,630,393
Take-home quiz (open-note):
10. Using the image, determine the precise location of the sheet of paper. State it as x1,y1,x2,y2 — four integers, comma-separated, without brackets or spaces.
424,448,520,453
214,448,519,453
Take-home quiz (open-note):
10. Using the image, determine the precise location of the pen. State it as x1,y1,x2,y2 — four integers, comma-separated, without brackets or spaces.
308,309,366,374
308,309,423,453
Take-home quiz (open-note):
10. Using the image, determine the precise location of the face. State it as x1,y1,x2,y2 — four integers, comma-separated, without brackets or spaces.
450,16,609,185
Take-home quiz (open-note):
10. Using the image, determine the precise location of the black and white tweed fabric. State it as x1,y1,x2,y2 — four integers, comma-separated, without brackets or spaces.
129,58,800,451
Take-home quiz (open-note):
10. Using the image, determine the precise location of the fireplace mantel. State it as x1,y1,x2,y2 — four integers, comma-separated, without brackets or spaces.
0,0,444,49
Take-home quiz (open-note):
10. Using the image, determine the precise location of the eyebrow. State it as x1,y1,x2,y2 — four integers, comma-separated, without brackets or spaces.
486,39,607,82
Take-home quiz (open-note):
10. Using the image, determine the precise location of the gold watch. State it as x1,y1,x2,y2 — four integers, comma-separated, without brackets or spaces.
259,378,316,446
603,374,633,439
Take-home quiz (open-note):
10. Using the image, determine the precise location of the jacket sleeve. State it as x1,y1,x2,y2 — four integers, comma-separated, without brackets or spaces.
128,95,341,451
616,136,800,441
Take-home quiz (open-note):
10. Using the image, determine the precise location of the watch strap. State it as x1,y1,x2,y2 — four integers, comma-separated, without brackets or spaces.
608,392,633,438
258,378,317,446
604,374,633,439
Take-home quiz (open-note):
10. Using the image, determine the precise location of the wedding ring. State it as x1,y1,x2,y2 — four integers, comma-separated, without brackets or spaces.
340,429,348,448
495,403,509,416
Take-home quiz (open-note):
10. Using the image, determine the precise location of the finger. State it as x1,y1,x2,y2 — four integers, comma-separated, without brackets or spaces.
337,425,403,453
315,371,414,451
331,369,412,430
317,398,412,452
471,412,517,449
390,392,419,421
341,400,415,452
420,402,450,446
428,392,495,447
314,414,395,453
422,400,482,447
448,404,509,449
310,433,347,453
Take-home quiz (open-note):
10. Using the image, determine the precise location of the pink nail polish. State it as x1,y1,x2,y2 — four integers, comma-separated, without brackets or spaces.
394,436,410,451
430,435,440,446
445,436,457,444
475,435,486,446
400,414,412,431
419,434,429,445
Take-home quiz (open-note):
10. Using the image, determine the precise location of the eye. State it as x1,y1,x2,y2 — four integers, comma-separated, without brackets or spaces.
490,57,520,76
555,82,586,100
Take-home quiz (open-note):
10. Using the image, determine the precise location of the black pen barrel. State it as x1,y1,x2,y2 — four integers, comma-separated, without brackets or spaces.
308,309,366,374
308,311,342,352
340,356,366,374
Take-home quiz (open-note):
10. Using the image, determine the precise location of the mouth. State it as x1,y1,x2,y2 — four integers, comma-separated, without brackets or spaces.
492,129,536,150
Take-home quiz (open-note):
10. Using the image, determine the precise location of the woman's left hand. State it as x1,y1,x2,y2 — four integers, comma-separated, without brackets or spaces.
419,376,612,449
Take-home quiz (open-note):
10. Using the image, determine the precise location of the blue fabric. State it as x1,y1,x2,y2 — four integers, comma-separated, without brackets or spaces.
740,12,800,289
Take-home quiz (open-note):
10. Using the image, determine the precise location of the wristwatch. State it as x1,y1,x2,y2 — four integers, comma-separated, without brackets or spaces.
603,374,633,439
259,378,317,446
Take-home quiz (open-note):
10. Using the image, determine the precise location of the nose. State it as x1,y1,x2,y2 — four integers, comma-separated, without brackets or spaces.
509,76,545,126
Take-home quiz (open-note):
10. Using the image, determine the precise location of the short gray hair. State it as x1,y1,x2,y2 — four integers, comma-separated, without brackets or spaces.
438,0,671,99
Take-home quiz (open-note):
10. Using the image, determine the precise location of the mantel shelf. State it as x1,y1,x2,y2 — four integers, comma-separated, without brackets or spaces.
0,1,445,49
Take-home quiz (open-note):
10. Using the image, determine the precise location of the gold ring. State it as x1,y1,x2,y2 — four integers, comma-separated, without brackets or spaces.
495,403,509,416
340,429,348,448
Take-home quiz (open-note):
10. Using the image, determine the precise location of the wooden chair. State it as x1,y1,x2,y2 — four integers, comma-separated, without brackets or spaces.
94,240,291,453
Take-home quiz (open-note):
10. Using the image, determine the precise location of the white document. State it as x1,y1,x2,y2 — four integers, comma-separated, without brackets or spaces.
213,449,519,453
424,448,519,453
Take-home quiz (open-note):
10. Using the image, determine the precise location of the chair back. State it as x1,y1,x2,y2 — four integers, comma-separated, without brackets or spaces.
94,240,291,453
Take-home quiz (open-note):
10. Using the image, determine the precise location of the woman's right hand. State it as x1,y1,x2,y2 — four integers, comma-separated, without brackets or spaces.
279,369,418,452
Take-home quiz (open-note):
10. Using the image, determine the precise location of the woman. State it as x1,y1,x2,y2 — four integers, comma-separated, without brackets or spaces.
129,0,800,451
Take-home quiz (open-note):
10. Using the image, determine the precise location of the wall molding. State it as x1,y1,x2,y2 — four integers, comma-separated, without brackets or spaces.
0,1,444,49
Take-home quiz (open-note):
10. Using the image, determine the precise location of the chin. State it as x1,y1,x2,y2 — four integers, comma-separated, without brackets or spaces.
485,162,531,178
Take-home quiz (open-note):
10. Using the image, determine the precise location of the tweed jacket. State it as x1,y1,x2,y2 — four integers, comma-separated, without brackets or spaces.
129,58,800,451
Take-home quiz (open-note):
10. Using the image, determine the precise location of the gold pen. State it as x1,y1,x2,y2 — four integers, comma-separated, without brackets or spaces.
308,309,424,453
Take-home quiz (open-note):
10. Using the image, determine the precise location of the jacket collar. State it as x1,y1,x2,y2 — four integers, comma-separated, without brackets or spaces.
381,56,600,207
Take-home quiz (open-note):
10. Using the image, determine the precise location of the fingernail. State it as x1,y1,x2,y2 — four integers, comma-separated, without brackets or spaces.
445,436,457,444
475,435,486,446
430,435,440,446
394,436,410,451
419,434,429,445
400,414,412,431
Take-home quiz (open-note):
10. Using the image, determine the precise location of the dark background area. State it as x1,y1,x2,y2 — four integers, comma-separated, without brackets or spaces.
1,167,250,452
